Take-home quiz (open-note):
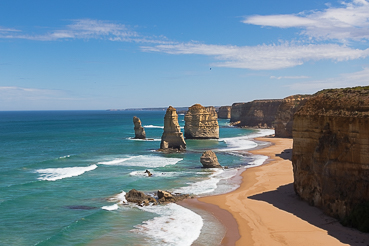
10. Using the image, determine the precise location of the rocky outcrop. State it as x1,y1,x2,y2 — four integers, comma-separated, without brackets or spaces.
292,87,369,222
218,106,231,119
274,95,312,138
133,116,146,139
184,104,219,139
230,99,283,128
157,190,190,203
200,150,222,168
126,189,158,206
160,106,186,151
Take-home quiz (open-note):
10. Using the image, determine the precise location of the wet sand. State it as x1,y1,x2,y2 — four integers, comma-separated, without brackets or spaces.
194,137,369,246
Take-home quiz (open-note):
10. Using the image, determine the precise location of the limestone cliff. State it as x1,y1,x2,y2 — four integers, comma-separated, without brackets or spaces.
230,100,283,128
274,95,311,138
292,87,369,221
218,106,231,119
160,106,186,150
133,116,146,139
184,104,219,139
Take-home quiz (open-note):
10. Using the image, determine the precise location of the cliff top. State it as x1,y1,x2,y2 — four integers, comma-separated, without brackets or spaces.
166,106,176,112
189,104,205,110
296,86,369,117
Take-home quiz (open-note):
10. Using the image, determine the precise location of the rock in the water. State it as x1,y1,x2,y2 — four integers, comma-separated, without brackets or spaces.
274,95,311,138
230,99,283,128
125,189,157,206
133,116,146,139
218,106,231,119
157,190,189,203
184,104,219,139
292,86,369,223
200,150,222,168
160,106,186,151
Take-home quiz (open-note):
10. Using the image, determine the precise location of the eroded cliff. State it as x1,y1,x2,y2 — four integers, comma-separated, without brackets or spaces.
274,95,311,138
292,87,369,222
218,106,231,119
230,99,282,128
184,104,219,139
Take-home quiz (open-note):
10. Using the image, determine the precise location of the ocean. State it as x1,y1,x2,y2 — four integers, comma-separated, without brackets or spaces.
0,110,274,246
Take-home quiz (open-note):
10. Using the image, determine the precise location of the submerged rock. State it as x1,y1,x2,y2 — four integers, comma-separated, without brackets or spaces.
160,106,186,151
200,150,222,168
133,116,146,139
184,104,219,139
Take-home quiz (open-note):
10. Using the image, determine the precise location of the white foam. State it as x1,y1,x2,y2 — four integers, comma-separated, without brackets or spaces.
36,164,98,181
247,155,268,168
99,155,182,168
128,138,161,141
173,169,239,195
129,170,181,178
102,204,119,211
219,129,275,151
143,125,164,129
132,203,203,246
108,191,128,204
59,155,71,159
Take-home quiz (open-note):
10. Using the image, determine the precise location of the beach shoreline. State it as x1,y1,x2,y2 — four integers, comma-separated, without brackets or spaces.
186,137,369,246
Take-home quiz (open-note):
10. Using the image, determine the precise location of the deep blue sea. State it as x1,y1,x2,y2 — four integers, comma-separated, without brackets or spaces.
0,110,274,246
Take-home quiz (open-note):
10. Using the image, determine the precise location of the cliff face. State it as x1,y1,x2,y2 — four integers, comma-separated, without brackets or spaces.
184,104,219,139
230,100,283,128
292,87,369,220
133,116,146,139
218,106,231,119
274,95,311,138
160,106,186,150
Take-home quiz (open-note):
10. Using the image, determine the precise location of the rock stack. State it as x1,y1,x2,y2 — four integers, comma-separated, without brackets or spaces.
200,150,222,168
184,104,219,139
160,106,186,151
218,106,231,119
133,116,146,139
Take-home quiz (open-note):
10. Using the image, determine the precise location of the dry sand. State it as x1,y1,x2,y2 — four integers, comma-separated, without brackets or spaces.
194,137,369,246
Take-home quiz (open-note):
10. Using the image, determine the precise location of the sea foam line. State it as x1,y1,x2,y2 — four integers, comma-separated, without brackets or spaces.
132,203,203,246
36,164,98,181
218,129,275,151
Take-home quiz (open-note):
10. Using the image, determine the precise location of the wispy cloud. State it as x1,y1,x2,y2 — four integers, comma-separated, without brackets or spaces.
0,86,74,101
141,42,369,70
0,19,171,44
243,0,369,41
270,75,310,80
287,67,369,92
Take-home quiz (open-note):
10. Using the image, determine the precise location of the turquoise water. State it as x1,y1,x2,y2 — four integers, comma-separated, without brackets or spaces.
0,110,272,245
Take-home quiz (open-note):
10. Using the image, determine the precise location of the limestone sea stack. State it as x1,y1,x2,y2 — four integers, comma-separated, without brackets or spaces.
218,106,231,119
133,116,146,139
274,95,311,138
200,150,222,168
292,87,369,224
184,104,219,139
160,106,186,150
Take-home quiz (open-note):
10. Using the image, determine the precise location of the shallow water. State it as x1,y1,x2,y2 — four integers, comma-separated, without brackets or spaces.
0,110,272,245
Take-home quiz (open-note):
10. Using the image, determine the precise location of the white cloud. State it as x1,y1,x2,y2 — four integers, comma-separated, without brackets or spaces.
243,0,369,41
0,86,68,100
0,19,170,44
270,75,310,80
287,67,369,92
141,42,369,70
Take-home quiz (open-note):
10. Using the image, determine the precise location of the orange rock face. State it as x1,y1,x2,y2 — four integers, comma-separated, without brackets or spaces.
230,99,282,128
160,106,186,150
274,95,311,138
184,104,219,139
292,87,369,219
218,106,231,119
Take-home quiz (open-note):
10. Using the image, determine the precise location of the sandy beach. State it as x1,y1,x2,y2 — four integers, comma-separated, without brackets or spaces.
188,137,369,246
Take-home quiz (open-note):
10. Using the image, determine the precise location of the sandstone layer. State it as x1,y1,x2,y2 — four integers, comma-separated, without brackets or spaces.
230,99,283,128
274,95,311,138
200,150,222,168
292,87,369,222
160,106,186,150
184,104,219,139
218,106,231,119
133,116,146,139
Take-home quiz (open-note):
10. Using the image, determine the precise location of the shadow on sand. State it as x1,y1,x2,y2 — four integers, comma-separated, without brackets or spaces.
249,182,369,245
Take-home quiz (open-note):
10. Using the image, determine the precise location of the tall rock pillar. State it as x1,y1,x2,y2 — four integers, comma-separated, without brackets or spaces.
160,106,186,150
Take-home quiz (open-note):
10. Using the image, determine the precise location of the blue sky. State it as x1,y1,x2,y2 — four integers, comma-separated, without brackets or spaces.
1,0,369,110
